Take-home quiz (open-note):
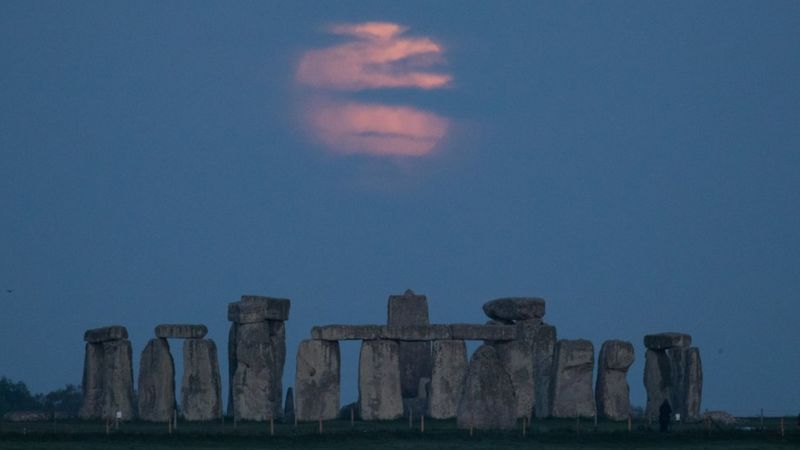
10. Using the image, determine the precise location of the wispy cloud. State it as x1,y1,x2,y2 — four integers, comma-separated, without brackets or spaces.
295,22,453,158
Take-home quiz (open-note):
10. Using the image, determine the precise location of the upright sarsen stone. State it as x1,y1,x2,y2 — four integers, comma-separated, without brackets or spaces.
643,333,702,421
550,339,595,418
427,340,467,419
137,338,175,422
101,339,135,420
387,289,432,399
492,338,534,419
78,343,104,419
358,340,403,420
456,345,516,430
181,338,222,421
595,340,634,421
531,324,557,418
295,339,340,421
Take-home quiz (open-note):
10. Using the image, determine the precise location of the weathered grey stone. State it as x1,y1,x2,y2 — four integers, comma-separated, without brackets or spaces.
228,296,290,323
230,320,285,420
644,332,692,350
101,339,135,420
643,348,671,420
295,339,340,421
181,338,222,421
79,342,104,419
492,338,534,419
595,340,634,421
226,322,237,417
550,339,595,418
381,325,451,341
311,325,382,341
644,346,703,421
283,387,294,423
155,324,208,339
84,325,128,343
531,324,557,418
428,340,467,419
358,340,403,421
387,290,433,399
483,297,545,322
2,411,50,422
456,345,516,430
703,411,736,428
137,338,175,422
449,323,516,341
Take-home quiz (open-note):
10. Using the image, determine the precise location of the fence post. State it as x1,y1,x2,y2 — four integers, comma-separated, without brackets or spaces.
780,417,785,439
627,415,632,432
420,415,425,433
409,409,413,429
318,417,323,434
350,406,354,426
270,417,274,436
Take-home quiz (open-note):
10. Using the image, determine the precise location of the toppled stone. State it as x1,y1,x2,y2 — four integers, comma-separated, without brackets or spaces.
84,325,128,343
483,297,545,322
181,338,222,421
78,342,105,419
312,325,383,341
550,339,595,418
644,332,692,350
295,339,340,421
457,345,516,430
449,323,516,341
100,339,136,420
595,340,634,421
230,320,285,420
228,296,290,323
358,340,403,421
492,338,534,419
155,324,208,339
137,338,175,422
428,340,468,419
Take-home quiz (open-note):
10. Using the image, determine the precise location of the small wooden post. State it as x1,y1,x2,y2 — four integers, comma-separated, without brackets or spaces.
350,406,354,426
576,415,580,436
234,413,238,429
760,409,764,430
522,416,527,436
780,417,785,439
318,416,323,434
294,413,298,428
105,419,109,435
168,417,172,434
594,411,598,429
270,418,274,436
173,409,177,431
420,415,425,433
409,409,413,429
627,415,632,432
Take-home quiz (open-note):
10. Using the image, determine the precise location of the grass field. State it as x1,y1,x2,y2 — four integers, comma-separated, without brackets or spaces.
0,417,797,449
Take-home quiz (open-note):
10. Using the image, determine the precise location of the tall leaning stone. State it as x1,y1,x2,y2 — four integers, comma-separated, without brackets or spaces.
137,338,175,422
101,339,135,420
78,342,104,419
427,340,467,419
387,289,432,399
595,340,634,420
492,338,534,419
182,338,222,421
456,345,516,430
550,339,595,418
358,340,403,421
295,339,340,421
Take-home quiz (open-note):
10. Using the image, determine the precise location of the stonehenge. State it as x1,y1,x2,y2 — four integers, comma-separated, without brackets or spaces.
77,292,704,431
79,326,135,420
643,332,702,421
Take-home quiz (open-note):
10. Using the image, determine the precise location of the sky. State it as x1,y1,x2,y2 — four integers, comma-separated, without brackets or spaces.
1,1,799,416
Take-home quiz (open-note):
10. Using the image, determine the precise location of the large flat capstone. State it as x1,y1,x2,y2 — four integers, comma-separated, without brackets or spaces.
644,332,692,350
483,297,545,322
295,339,340,421
228,296,290,323
84,325,128,343
155,324,208,339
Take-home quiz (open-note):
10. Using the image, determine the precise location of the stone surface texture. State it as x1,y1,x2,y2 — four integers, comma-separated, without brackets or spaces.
311,325,383,341
482,297,545,322
79,342,104,419
528,323,557,418
550,339,595,418
387,289,432,399
358,340,403,421
295,339,341,421
228,296,290,323
643,340,703,421
181,338,222,421
456,345,516,430
84,325,128,343
100,339,136,420
137,338,175,422
595,340,634,421
230,320,285,420
427,340,468,419
155,324,208,339
491,338,534,419
644,333,692,350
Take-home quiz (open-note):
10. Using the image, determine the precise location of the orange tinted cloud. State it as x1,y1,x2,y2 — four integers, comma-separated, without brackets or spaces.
295,22,452,158
308,101,449,157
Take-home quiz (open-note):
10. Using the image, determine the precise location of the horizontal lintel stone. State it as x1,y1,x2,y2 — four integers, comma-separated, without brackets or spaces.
644,332,692,350
84,325,128,343
228,296,290,323
154,324,208,339
311,324,517,341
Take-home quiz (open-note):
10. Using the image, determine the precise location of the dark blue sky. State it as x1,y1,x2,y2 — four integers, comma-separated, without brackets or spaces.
2,1,798,415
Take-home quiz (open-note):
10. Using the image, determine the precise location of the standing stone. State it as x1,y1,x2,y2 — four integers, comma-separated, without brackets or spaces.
531,324,557,418
181,338,222,421
643,348,671,419
283,387,294,423
492,338,534,419
427,340,467,419
101,339,135,420
550,339,595,418
227,322,237,417
137,338,175,422
643,333,702,421
295,339,341,421
595,340,634,421
387,289,432,399
358,339,403,420
456,345,516,430
78,342,104,419
230,320,285,420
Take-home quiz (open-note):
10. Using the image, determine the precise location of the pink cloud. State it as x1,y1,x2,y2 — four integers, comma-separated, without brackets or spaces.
295,22,453,158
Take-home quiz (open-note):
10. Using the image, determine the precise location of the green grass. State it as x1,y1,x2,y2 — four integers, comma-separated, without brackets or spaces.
0,417,797,449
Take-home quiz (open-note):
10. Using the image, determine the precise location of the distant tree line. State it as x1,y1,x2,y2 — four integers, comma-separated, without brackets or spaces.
0,376,82,417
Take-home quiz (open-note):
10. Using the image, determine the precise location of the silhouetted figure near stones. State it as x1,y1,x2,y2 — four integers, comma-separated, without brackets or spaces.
659,399,672,432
